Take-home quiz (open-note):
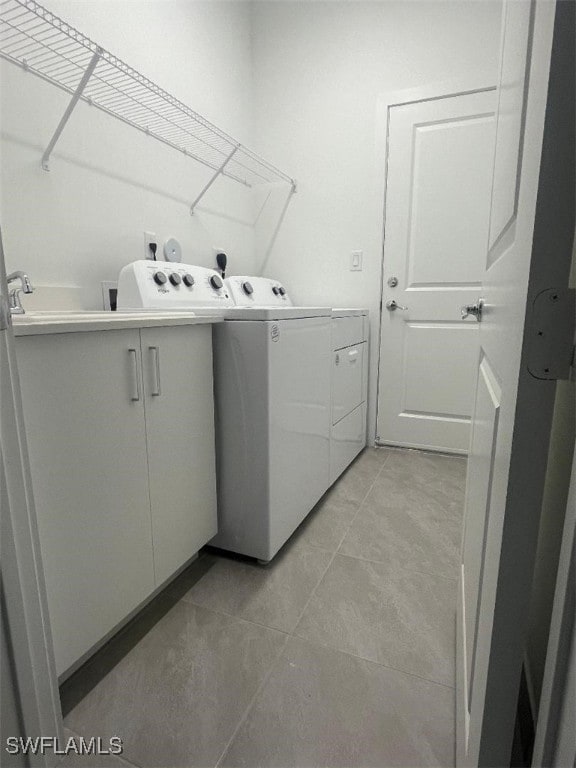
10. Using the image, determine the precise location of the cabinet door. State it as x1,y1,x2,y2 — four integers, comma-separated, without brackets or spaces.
16,330,154,676
140,325,217,586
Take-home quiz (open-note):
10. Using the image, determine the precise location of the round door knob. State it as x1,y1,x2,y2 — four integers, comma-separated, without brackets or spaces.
210,274,223,290
242,281,254,295
169,273,182,286
183,274,195,287
153,271,167,285
278,287,286,296
272,286,280,295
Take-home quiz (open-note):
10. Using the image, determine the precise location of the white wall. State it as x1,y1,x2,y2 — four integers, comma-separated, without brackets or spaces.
0,0,256,309
1,0,502,437
251,0,503,442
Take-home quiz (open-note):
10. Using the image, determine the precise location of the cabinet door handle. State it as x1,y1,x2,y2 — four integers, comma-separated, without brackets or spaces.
128,348,141,402
149,346,161,396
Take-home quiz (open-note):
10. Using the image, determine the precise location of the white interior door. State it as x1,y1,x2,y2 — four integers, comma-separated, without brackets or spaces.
456,1,573,765
377,88,496,453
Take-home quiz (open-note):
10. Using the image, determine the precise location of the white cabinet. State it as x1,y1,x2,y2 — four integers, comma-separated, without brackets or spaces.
16,324,217,676
141,325,217,586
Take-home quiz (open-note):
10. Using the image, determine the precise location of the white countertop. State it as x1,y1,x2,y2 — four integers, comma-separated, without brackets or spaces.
332,308,369,318
11,311,223,336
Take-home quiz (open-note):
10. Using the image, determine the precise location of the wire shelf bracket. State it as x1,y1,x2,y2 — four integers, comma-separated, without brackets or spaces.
190,143,240,216
0,0,296,208
41,48,101,171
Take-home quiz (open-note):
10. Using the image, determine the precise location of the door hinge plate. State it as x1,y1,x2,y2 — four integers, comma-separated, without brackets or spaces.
527,287,575,380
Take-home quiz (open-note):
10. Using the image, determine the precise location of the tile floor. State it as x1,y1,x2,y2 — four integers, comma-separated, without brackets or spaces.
63,447,466,768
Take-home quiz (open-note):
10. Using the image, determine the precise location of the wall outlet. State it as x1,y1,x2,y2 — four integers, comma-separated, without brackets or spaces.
350,250,363,271
144,231,158,260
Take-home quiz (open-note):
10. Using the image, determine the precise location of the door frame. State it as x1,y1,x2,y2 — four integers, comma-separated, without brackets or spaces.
370,76,497,449
1,230,63,766
532,449,576,767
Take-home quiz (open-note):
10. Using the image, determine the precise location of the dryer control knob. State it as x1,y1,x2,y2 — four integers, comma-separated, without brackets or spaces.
169,273,182,286
210,275,223,290
278,287,286,296
242,281,254,295
272,286,280,295
183,274,195,287
153,271,167,285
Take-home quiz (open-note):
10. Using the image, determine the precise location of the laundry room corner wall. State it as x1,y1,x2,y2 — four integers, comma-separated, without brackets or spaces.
250,0,503,444
0,0,256,309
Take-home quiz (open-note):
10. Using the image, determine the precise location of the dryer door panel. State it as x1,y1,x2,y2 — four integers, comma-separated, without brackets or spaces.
331,403,366,484
332,316,366,350
332,342,366,425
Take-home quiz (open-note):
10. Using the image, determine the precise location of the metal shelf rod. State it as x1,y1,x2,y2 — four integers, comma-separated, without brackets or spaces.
41,47,101,171
190,144,240,215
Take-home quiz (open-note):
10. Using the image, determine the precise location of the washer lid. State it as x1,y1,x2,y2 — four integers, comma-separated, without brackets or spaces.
224,306,332,321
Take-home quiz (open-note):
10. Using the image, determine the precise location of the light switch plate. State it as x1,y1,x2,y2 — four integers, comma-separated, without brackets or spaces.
350,250,363,271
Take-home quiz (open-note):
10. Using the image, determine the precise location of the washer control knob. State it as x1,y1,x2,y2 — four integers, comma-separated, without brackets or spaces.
169,273,182,286
183,274,195,287
242,281,254,295
153,271,167,286
272,286,280,296
210,274,223,290
278,286,286,296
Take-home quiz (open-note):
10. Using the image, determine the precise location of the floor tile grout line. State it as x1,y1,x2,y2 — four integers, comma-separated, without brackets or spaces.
290,632,456,692
213,632,291,768
331,550,459,584
333,448,395,555
287,449,458,694
178,597,293,637
289,549,339,636
289,450,393,636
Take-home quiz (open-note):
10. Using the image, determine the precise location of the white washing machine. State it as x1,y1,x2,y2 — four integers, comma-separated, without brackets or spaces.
211,275,333,562
116,260,235,314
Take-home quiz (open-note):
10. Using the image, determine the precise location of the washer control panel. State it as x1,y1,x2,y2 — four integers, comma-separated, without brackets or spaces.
117,260,235,310
224,276,293,307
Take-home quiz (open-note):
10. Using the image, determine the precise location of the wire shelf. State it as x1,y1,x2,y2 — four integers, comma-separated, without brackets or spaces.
0,0,295,200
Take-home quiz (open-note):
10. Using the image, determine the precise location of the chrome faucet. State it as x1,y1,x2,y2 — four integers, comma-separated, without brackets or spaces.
7,270,34,314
